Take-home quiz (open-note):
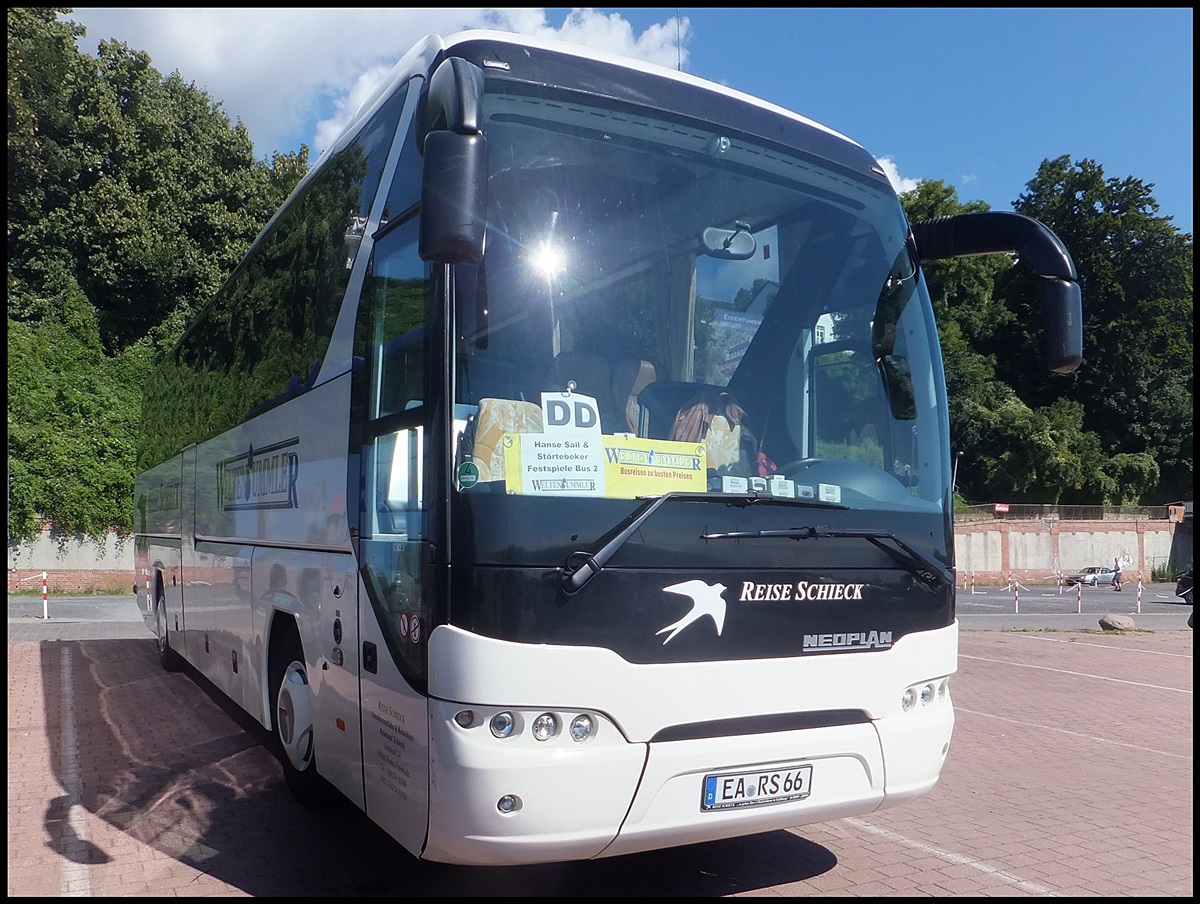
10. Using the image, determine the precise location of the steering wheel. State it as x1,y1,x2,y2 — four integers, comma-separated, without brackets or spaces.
775,457,914,504
777,458,822,476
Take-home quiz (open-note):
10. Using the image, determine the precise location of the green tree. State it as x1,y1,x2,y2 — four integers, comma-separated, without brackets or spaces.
7,8,307,539
902,181,1087,503
1003,156,1193,503
903,165,1193,506
7,275,148,540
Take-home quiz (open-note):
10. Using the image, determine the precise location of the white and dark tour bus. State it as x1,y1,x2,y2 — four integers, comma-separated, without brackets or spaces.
134,30,1082,866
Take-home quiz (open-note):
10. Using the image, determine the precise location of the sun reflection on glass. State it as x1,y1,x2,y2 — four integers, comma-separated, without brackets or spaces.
529,241,566,278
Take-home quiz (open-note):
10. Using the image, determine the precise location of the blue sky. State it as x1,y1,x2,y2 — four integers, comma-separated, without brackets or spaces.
66,8,1193,235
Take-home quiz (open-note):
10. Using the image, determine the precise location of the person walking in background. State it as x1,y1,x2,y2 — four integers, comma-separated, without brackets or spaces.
1112,556,1123,591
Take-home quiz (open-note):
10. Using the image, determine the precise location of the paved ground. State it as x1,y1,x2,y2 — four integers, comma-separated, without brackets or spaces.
7,591,1193,896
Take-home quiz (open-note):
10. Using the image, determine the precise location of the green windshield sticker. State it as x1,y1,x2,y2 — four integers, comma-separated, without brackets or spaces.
458,461,480,488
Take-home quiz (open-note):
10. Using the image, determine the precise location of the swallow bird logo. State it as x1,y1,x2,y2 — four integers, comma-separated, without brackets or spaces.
657,579,728,644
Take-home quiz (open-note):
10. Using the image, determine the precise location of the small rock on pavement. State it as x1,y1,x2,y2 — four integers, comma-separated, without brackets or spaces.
1099,613,1136,632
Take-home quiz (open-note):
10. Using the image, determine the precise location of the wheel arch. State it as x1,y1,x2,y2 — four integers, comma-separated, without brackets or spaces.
264,609,302,729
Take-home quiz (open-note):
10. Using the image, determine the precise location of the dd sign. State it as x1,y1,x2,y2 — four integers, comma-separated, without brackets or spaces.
541,390,601,433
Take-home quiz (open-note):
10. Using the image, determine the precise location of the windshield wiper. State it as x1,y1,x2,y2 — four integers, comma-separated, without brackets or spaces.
561,492,842,594
701,524,951,589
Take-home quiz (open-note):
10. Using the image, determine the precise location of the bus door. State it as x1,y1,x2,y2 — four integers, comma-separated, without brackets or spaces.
352,214,435,857
356,427,433,858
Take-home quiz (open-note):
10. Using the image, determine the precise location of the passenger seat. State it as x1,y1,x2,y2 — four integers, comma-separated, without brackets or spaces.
611,358,658,434
544,351,616,431
469,398,544,482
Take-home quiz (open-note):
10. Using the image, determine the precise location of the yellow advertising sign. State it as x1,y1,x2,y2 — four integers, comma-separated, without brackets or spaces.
602,436,708,497
503,433,707,497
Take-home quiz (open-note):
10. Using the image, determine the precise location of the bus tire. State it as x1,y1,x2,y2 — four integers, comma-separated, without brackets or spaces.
269,625,327,808
154,585,184,672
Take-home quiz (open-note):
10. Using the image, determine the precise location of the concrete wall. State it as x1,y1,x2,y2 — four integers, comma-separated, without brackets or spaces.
8,518,1182,594
954,519,1177,586
8,532,135,594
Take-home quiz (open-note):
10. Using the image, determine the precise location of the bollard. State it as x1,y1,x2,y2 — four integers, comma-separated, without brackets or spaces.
1136,579,1142,614
1077,581,1082,614
1013,577,1019,614
42,571,49,620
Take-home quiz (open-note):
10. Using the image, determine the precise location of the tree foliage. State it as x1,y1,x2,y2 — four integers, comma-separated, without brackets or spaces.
7,279,148,540
7,8,305,541
902,162,1192,507
1007,156,1193,502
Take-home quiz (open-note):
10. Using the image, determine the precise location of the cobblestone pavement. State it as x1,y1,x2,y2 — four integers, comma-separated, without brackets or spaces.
7,606,1193,896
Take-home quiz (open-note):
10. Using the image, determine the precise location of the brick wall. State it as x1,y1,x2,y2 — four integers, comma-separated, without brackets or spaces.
7,568,134,595
953,518,1177,586
7,529,134,595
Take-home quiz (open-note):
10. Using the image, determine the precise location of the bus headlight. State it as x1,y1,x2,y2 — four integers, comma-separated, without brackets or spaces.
531,713,558,741
490,711,516,738
569,713,594,742
497,794,522,813
901,677,950,713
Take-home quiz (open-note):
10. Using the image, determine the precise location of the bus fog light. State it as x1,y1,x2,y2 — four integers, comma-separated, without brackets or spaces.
901,688,916,712
531,713,558,741
920,683,935,706
569,714,594,742
454,709,475,728
497,794,522,813
490,711,516,738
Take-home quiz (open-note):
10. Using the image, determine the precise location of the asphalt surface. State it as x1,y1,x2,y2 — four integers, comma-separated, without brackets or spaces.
953,580,1193,631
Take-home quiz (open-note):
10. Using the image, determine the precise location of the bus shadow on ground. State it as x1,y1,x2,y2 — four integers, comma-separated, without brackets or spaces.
35,638,836,896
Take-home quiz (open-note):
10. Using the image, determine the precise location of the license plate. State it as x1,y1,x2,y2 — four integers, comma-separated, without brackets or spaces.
701,763,813,810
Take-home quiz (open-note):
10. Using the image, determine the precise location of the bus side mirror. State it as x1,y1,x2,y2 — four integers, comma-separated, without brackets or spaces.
420,130,487,263
419,55,488,264
911,212,1083,374
1040,277,1083,374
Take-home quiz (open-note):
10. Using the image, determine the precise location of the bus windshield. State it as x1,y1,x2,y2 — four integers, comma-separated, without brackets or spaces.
451,79,949,514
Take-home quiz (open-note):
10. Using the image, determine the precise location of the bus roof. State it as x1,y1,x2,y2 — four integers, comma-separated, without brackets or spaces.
333,29,862,168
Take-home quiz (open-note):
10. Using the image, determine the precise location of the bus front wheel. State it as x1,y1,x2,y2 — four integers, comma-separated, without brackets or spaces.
154,586,184,672
270,626,326,807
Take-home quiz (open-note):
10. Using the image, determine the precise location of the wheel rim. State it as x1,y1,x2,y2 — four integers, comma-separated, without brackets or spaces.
276,660,314,772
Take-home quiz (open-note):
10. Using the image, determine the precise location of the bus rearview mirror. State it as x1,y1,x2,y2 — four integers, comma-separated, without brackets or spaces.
419,130,488,263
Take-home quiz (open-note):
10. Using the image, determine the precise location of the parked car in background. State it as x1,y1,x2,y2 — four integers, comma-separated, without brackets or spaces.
1175,568,1193,606
1064,566,1117,586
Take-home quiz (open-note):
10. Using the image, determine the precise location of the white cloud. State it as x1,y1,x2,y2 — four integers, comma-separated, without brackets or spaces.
876,155,921,196
66,8,689,159
311,63,395,161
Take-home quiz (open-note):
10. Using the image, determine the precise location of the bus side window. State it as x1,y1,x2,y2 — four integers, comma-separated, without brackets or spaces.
356,215,433,538
381,425,425,536
368,222,430,421
811,342,886,469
